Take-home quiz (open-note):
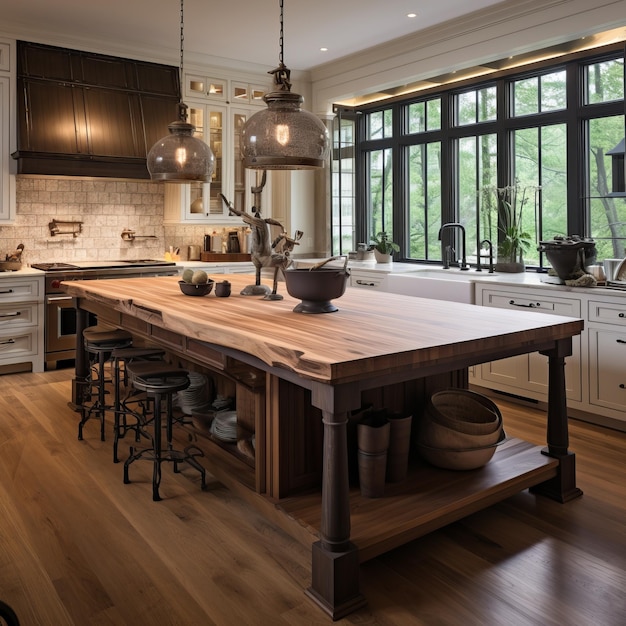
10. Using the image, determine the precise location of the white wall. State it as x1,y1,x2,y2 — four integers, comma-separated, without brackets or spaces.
310,0,626,113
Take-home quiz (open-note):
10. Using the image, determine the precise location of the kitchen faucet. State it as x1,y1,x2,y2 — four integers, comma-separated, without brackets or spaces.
438,223,469,270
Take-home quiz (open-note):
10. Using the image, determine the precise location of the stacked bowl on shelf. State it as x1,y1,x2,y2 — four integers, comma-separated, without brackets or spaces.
417,388,505,470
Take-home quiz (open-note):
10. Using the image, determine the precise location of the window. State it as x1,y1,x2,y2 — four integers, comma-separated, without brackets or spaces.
331,112,356,254
369,148,393,239
340,44,626,269
407,142,442,259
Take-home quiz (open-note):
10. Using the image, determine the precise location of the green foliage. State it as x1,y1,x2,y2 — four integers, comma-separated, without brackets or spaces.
370,231,400,254
491,183,539,262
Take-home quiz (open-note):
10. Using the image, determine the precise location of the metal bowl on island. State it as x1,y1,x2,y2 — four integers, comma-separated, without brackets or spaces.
284,257,350,313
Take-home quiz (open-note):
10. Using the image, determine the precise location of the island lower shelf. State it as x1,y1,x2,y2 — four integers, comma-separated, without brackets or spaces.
177,428,558,563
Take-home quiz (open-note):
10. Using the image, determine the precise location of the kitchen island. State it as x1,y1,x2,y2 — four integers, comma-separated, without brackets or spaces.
63,274,584,620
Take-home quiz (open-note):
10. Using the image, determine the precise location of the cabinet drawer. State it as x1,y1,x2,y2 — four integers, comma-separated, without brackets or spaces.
588,300,626,326
0,302,39,329
0,329,39,361
481,290,581,316
350,274,386,290
0,278,42,303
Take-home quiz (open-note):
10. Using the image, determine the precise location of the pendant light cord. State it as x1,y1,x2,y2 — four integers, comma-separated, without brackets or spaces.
179,0,185,90
177,0,188,121
270,0,291,92
279,0,284,67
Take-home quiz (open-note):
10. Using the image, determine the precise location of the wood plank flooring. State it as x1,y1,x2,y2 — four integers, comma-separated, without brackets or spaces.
0,369,625,625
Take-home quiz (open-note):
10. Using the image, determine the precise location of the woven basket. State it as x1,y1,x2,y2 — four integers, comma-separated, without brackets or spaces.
427,388,502,435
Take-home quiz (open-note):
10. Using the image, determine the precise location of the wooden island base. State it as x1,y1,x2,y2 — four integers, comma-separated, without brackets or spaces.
64,275,584,620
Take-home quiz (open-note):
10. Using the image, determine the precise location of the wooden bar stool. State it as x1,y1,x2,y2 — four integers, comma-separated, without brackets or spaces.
123,361,207,501
110,346,166,463
78,328,132,442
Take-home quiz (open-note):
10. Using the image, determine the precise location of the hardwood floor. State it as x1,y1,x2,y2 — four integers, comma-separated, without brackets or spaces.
0,369,625,625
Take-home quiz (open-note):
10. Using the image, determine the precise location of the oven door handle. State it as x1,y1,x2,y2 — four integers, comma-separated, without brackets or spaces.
46,295,74,303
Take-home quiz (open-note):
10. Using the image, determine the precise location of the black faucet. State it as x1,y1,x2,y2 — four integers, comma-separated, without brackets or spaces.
438,223,469,270
476,239,494,273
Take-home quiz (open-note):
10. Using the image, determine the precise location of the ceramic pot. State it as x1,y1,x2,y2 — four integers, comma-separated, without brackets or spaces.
374,249,392,263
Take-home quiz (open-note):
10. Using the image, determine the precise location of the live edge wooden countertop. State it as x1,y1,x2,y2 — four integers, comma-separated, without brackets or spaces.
62,274,584,385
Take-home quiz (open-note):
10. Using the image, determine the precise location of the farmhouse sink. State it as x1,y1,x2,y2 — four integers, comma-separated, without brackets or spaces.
406,267,500,280
387,267,497,303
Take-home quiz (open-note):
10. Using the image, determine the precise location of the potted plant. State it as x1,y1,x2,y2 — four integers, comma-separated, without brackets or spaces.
492,184,537,272
370,231,399,263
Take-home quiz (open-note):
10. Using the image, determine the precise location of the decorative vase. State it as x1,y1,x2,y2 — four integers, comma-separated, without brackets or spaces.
374,249,392,264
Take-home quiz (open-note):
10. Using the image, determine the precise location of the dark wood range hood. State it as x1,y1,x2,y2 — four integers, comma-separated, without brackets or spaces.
12,41,180,179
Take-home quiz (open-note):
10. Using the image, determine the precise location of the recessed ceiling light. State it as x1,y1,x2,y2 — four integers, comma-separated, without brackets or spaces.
320,47,328,52
407,13,417,18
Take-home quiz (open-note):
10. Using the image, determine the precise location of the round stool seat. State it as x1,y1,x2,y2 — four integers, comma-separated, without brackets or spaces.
84,328,133,347
126,362,190,394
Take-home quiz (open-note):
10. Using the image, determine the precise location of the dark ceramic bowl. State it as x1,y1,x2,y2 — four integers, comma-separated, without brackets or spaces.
178,279,214,296
283,268,349,313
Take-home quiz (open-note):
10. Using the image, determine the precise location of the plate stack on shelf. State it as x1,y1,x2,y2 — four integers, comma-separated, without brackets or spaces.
210,410,238,443
177,372,213,415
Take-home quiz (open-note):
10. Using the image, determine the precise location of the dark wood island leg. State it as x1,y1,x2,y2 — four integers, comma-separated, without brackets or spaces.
305,406,366,620
70,302,90,409
532,338,583,503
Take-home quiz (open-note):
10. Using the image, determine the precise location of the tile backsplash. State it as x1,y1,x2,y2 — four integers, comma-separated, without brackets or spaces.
0,176,218,264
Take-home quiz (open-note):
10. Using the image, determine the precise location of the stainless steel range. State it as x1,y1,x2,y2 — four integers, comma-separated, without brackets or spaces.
31,260,180,369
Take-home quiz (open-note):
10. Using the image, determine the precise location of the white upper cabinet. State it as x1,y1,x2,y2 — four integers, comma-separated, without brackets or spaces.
184,74,227,101
164,76,272,224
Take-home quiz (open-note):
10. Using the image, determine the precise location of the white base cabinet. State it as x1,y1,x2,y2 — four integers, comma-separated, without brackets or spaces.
472,282,626,429
0,275,44,373
475,287,582,403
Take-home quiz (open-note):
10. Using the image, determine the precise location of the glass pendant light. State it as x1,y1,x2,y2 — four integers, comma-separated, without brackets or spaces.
147,0,215,182
241,0,330,170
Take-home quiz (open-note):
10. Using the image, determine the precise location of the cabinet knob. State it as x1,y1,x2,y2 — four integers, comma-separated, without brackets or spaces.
619,313,625,318
620,384,626,389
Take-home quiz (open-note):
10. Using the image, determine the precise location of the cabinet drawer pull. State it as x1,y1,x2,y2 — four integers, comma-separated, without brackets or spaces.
356,280,376,287
0,288,15,295
617,339,626,345
0,338,16,345
0,311,21,319
509,300,539,308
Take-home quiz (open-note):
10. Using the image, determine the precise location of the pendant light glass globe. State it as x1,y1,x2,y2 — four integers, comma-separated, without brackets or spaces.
148,109,215,183
240,1,330,170
242,91,329,170
147,0,214,183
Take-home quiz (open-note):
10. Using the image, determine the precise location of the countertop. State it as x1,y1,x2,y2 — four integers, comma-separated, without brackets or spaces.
0,266,44,278
62,274,584,384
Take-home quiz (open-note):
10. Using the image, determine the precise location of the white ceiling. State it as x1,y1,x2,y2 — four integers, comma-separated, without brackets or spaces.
1,0,507,72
